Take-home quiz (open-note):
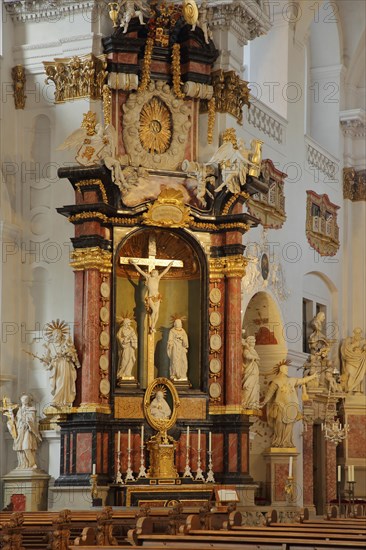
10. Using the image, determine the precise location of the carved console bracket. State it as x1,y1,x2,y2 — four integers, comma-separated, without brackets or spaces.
11,65,26,109
201,69,250,125
343,167,366,202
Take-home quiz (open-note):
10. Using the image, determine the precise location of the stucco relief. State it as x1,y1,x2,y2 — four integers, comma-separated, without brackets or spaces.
122,81,191,171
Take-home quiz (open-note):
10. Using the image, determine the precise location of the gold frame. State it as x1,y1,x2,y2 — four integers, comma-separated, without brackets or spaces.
144,377,180,433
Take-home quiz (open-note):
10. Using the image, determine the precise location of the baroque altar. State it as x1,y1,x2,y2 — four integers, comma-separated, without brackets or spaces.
52,0,272,508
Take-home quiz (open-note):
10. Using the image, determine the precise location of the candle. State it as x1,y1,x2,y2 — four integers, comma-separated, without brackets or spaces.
187,425,190,447
198,428,201,454
351,465,355,482
92,463,96,475
289,456,293,477
117,430,121,453
141,424,144,445
208,431,212,452
337,465,341,482
348,465,351,481
128,428,131,449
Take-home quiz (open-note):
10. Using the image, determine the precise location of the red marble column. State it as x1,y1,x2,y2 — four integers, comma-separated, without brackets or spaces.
80,268,103,405
303,423,314,507
225,273,242,406
325,440,337,502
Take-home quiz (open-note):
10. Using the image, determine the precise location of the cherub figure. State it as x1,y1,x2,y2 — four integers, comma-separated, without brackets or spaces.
120,0,149,33
191,1,213,44
58,111,125,186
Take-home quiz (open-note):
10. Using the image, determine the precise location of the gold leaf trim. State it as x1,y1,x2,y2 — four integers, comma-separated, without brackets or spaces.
209,255,248,278
69,212,109,223
75,403,111,414
222,192,250,216
75,179,108,204
70,247,112,273
143,188,192,228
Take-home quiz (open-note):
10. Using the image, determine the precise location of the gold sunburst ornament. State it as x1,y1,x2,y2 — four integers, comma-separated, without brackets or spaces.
139,97,172,154
44,319,69,342
182,0,199,25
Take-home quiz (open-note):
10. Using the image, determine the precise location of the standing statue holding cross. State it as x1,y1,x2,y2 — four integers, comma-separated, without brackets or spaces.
129,259,174,333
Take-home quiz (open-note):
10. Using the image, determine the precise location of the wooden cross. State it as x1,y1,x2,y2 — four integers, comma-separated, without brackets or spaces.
119,234,183,272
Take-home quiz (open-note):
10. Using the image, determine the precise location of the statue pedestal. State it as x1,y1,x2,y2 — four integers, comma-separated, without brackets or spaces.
3,468,50,511
263,448,299,507
340,395,366,498
171,378,192,390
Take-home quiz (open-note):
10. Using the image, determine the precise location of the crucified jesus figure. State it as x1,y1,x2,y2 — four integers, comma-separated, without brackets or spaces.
130,259,174,333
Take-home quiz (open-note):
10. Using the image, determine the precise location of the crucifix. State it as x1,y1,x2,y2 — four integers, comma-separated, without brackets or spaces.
120,233,183,385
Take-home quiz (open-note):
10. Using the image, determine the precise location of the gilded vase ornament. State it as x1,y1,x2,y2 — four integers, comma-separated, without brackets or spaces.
139,97,172,154
182,0,199,25
108,2,120,27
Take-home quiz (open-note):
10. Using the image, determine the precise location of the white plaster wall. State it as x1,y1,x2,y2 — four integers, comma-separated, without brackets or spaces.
0,4,105,506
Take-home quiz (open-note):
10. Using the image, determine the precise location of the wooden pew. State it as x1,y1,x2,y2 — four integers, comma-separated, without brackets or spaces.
124,532,366,548
125,513,366,548
0,508,137,549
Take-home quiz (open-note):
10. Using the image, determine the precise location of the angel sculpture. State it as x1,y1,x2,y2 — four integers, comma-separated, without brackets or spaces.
209,128,254,194
120,0,149,33
181,159,216,207
58,111,111,165
58,111,129,190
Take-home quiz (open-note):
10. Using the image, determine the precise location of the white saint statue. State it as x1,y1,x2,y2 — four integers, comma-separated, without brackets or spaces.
167,319,189,381
150,390,171,419
40,320,81,407
341,328,366,394
308,311,329,355
129,259,174,333
117,318,138,382
2,395,42,469
261,360,318,448
241,335,260,409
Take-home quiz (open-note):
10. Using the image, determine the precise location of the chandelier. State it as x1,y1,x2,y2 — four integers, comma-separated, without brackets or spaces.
321,385,349,445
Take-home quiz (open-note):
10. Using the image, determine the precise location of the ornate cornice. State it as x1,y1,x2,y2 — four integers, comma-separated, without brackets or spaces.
3,1,95,22
340,109,366,138
210,1,271,45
